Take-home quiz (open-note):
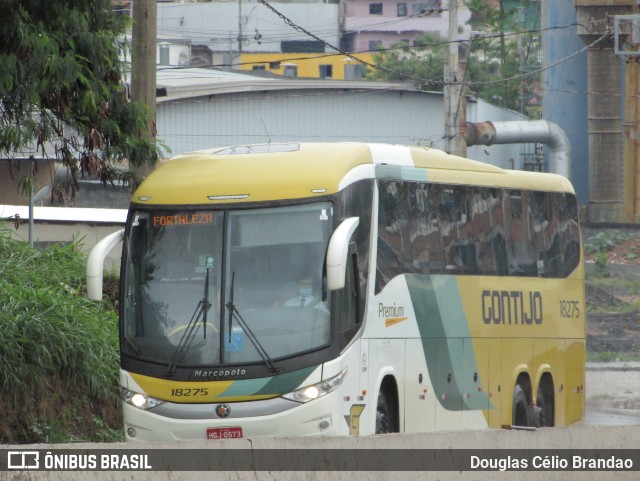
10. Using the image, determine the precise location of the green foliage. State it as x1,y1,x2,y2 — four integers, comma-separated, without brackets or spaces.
367,33,445,89
592,252,609,278
0,225,121,443
0,0,165,197
585,231,631,254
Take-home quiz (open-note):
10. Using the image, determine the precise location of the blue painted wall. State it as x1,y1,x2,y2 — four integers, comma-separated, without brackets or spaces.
541,0,589,203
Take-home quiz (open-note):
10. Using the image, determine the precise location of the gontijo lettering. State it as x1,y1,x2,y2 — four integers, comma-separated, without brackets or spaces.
153,213,213,227
481,290,543,325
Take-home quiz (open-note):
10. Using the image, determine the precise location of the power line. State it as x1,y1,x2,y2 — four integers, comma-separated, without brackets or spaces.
254,0,609,91
467,32,611,89
256,0,426,85
150,2,614,106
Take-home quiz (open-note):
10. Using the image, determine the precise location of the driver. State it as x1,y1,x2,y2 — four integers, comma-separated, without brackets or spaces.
284,275,324,309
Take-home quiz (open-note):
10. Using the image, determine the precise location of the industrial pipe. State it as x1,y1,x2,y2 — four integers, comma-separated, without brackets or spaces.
464,120,571,179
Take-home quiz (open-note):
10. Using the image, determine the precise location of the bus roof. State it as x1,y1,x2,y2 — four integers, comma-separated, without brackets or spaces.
133,142,575,205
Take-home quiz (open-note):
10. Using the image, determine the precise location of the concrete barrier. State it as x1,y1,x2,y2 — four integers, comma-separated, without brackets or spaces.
3,425,639,481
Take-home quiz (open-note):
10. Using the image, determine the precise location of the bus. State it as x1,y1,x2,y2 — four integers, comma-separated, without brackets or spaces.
87,142,585,441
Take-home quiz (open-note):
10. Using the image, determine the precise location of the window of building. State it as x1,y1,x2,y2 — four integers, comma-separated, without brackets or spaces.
344,63,365,80
397,3,407,17
370,3,383,15
368,40,382,51
252,65,266,71
283,64,298,77
319,65,333,79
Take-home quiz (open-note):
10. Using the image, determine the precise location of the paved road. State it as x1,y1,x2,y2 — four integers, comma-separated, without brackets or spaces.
584,362,640,426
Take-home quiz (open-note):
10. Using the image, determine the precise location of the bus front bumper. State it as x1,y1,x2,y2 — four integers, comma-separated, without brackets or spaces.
122,390,351,441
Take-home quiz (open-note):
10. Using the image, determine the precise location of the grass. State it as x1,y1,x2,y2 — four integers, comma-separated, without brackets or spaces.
586,351,640,363
0,224,122,443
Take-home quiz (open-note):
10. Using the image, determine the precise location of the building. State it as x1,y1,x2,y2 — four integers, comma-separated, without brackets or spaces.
156,0,341,68
541,0,588,204
340,0,471,52
154,67,528,169
238,52,373,79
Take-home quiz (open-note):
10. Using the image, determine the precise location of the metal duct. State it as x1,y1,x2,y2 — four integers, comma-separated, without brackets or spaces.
464,120,572,179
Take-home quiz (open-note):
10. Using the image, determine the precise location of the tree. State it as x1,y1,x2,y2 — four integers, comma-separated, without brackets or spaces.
367,33,446,91
0,0,163,201
368,1,541,117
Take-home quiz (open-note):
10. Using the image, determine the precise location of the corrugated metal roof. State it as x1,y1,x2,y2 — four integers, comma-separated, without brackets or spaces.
156,67,425,102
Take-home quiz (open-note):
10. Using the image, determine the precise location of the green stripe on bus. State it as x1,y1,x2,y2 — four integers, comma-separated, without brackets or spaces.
213,366,317,398
375,165,428,182
406,274,491,411
254,365,318,396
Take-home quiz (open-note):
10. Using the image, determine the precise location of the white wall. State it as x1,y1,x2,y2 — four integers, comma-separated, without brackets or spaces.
157,1,340,53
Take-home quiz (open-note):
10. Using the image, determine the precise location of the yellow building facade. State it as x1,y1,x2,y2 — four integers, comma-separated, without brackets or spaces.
238,53,374,80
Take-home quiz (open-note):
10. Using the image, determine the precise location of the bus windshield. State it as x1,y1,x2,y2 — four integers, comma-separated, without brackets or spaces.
122,203,334,369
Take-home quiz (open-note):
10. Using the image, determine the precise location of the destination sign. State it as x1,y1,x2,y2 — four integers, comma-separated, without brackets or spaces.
152,213,214,227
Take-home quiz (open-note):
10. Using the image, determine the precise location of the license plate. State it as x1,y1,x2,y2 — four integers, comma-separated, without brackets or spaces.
207,426,243,440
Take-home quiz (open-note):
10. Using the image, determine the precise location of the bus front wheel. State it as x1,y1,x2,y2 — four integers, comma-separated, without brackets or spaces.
375,390,395,434
512,384,530,427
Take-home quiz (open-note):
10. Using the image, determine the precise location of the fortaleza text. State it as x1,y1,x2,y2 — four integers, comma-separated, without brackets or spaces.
470,455,634,471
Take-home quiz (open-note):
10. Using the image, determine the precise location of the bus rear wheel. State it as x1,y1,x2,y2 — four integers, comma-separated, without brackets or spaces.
536,379,555,427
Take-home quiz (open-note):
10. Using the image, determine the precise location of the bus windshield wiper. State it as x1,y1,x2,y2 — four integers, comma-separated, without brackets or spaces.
124,335,142,355
226,272,278,373
166,264,212,376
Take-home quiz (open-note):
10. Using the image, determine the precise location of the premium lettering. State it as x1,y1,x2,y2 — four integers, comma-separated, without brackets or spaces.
379,303,405,318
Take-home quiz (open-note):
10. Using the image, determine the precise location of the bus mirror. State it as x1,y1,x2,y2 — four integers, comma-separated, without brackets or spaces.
87,229,124,300
326,217,359,291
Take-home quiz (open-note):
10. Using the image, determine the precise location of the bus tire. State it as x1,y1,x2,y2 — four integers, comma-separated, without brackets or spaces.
512,384,529,427
375,390,394,434
536,382,555,427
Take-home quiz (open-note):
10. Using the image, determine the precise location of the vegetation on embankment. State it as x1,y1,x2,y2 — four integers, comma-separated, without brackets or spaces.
0,225,122,443
583,228,640,362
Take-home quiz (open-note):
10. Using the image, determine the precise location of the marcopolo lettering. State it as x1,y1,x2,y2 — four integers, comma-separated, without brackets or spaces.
481,290,543,325
192,369,247,379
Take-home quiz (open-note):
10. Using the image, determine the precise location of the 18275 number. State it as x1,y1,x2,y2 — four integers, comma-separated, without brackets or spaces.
170,388,209,397
559,300,580,318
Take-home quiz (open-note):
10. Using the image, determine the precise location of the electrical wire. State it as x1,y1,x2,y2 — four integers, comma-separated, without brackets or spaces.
127,2,622,103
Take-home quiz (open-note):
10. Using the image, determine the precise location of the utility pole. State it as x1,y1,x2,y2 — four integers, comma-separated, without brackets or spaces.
131,0,157,175
238,0,243,53
444,0,463,156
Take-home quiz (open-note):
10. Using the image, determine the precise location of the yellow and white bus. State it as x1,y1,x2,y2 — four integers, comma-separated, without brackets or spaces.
88,142,585,441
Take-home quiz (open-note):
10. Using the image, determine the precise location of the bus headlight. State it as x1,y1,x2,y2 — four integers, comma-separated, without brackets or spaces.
121,387,165,410
282,368,347,403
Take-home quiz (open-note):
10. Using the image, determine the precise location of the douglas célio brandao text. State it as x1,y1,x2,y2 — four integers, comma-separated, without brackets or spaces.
470,454,634,471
